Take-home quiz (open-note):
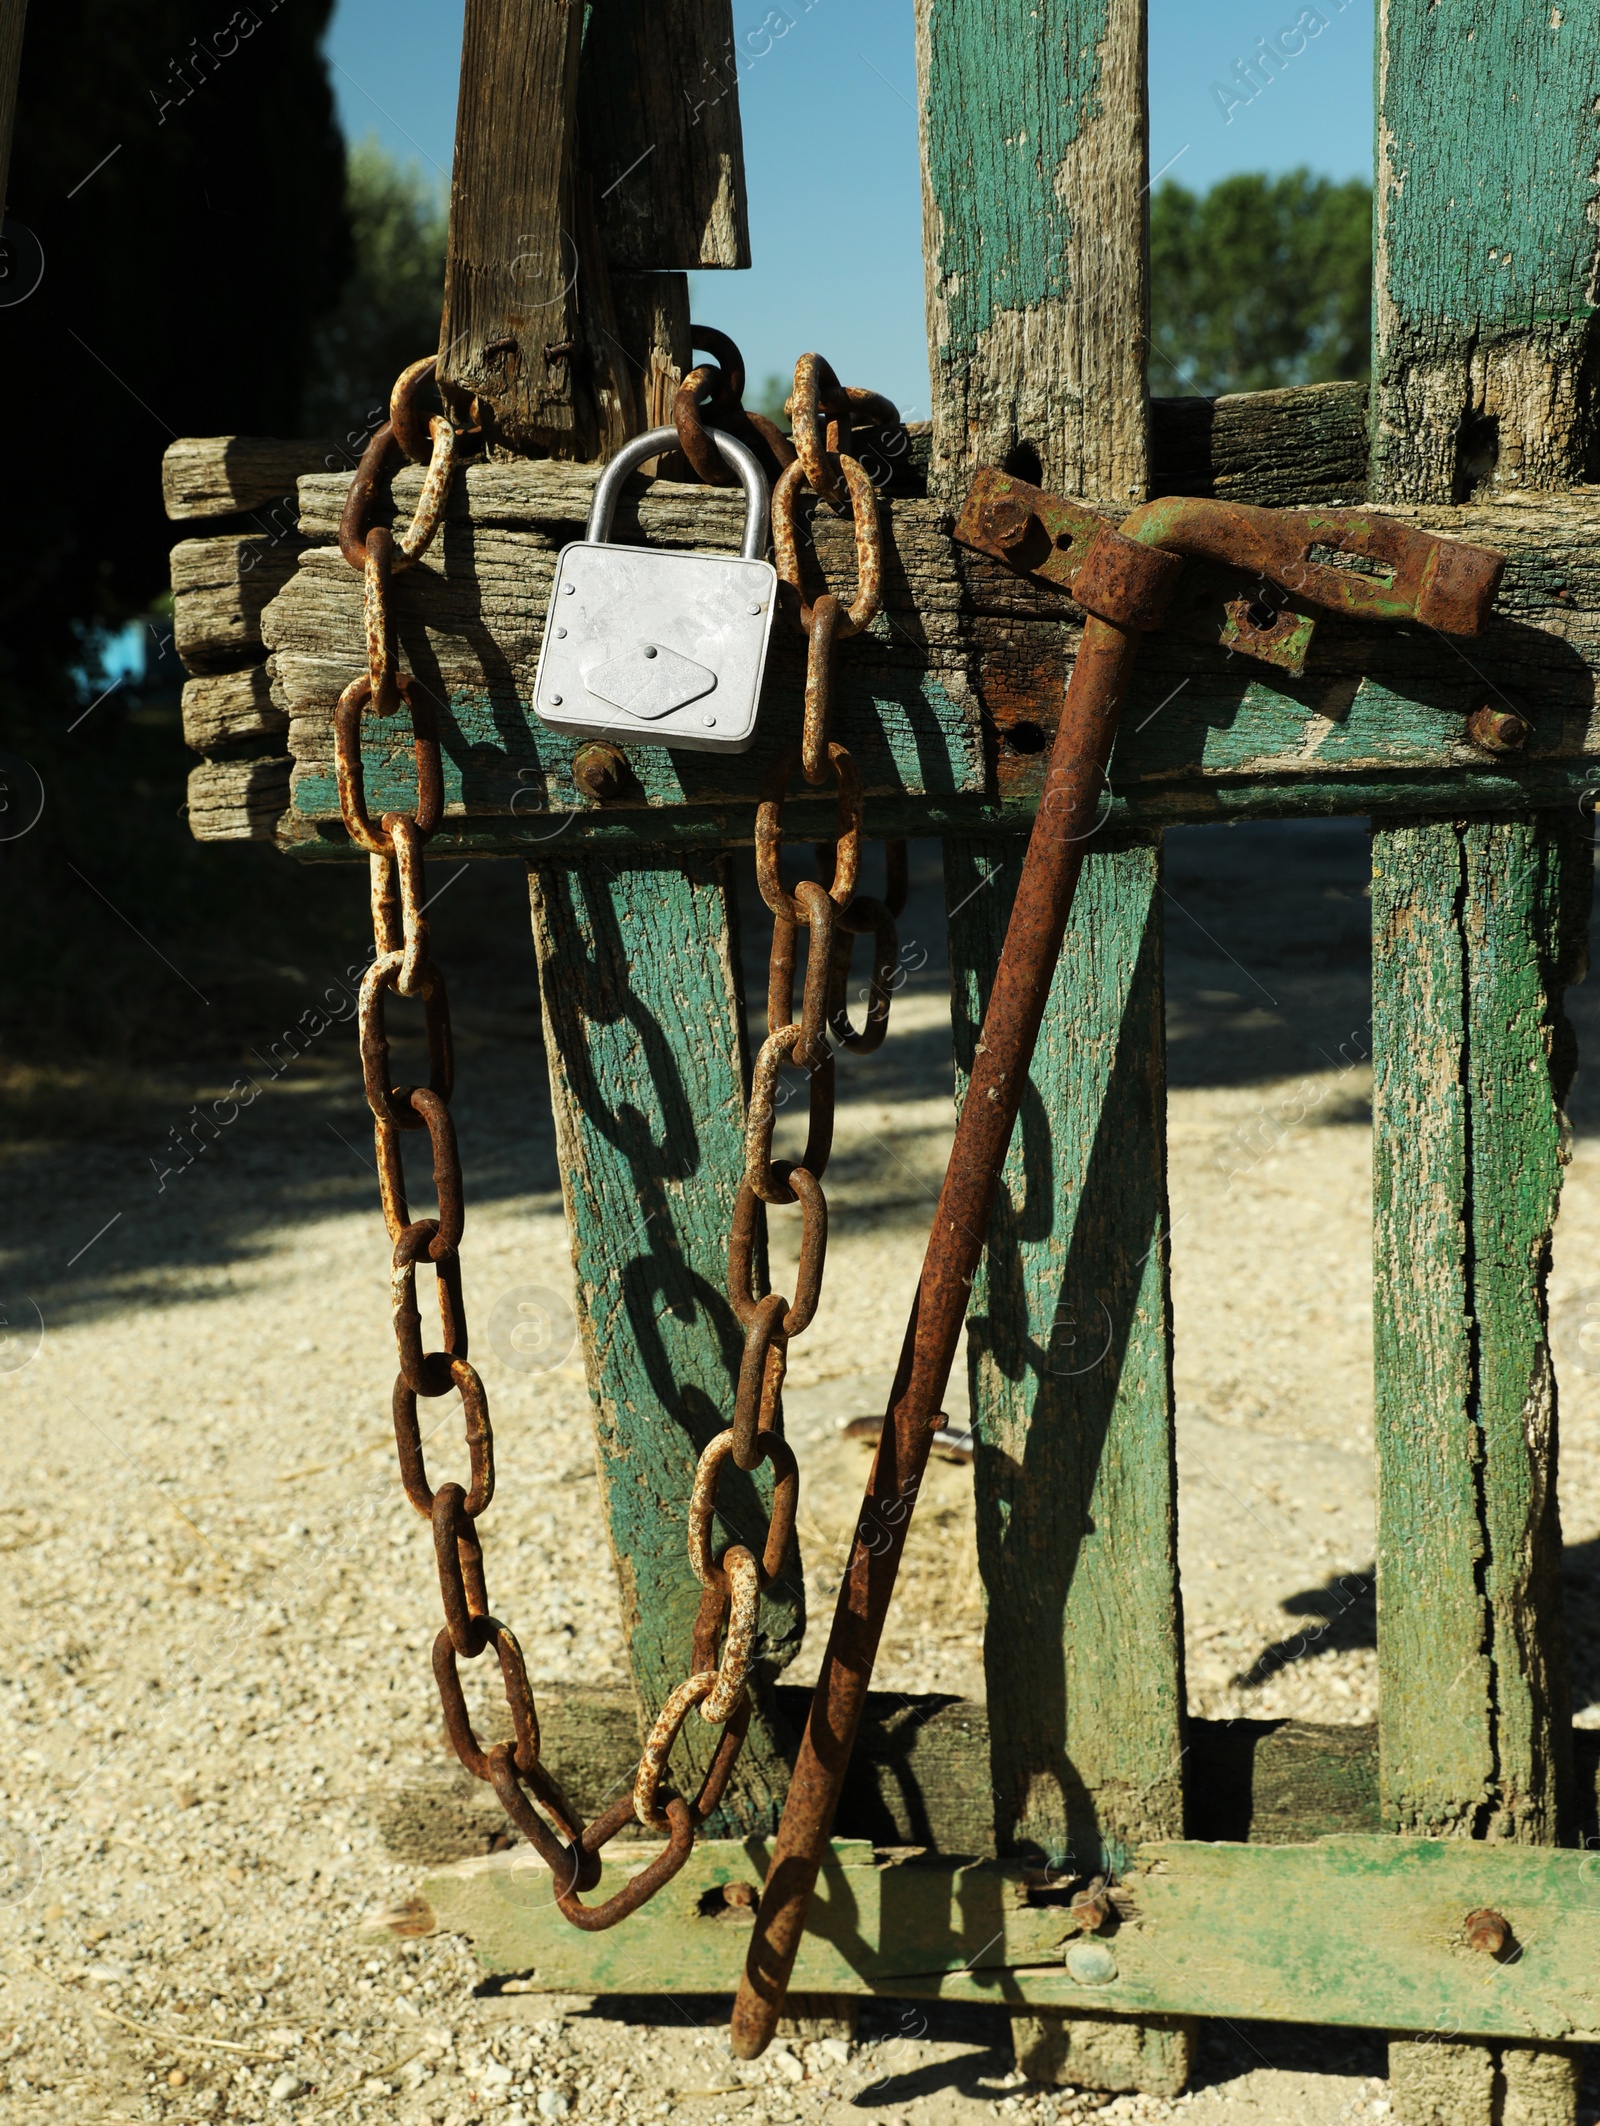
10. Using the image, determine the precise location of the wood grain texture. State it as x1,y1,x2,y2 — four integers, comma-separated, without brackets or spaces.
1150,383,1369,508
185,758,290,842
170,535,302,675
1374,818,1590,2125
526,856,800,1835
1373,2,1600,501
253,461,1600,849
578,1,749,270
915,0,1148,505
386,1695,1600,1869
612,272,693,428
437,0,634,457
161,437,345,522
181,667,286,755
378,1693,1409,1867
1372,817,1586,1843
421,1832,1600,2037
946,835,1182,1876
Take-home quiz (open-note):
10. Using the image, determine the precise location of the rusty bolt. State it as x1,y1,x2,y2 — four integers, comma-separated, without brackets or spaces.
723,1881,759,1911
1465,705,1528,753
1070,1886,1113,1934
573,742,628,802
978,492,1035,555
1464,1907,1510,1956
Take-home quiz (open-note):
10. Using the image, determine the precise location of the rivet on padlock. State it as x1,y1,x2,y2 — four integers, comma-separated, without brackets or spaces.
532,425,778,756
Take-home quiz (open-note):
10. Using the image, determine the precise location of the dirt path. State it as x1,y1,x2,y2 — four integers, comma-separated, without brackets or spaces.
1,823,1596,2123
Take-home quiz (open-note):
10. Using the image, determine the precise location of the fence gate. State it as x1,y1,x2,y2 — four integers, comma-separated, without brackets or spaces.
166,2,1600,2117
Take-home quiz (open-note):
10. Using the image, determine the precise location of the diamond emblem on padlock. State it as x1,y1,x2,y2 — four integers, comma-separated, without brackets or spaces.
582,643,717,720
533,425,777,757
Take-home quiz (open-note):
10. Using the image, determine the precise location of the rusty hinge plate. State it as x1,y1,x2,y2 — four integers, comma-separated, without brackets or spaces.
954,467,1318,676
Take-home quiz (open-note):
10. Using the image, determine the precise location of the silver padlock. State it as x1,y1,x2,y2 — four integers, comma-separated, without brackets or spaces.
532,424,777,755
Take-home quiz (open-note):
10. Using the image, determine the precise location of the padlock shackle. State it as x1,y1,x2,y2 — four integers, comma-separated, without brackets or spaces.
587,425,771,562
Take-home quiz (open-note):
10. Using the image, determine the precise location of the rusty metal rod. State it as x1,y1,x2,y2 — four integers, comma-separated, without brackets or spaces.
728,611,1140,2055
727,491,1506,2058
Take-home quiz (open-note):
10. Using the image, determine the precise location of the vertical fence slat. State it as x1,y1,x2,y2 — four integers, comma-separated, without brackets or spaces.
947,833,1189,2101
917,0,1172,2092
915,0,1149,506
528,855,800,1836
1372,817,1589,2119
1372,2,1600,501
1373,6,1599,2117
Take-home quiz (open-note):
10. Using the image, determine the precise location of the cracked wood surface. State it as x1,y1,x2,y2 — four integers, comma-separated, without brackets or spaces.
249,464,1600,851
527,855,801,1835
914,0,1148,507
946,835,1184,1881
421,1832,1600,2039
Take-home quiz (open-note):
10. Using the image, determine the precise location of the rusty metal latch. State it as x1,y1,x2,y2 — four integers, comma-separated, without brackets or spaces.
956,467,1503,679
727,478,1506,2058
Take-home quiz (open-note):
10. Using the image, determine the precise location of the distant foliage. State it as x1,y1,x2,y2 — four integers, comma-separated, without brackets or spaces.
302,140,448,443
1150,171,1372,399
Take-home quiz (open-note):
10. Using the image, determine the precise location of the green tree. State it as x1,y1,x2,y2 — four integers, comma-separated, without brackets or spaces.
302,138,447,439
1150,170,1372,399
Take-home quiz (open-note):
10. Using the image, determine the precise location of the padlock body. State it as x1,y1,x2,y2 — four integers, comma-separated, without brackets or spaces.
534,542,778,754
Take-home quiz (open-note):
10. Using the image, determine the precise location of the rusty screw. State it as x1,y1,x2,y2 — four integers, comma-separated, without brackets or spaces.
1466,704,1528,753
1069,1876,1113,1934
573,742,628,802
978,491,1035,556
1464,1907,1510,1956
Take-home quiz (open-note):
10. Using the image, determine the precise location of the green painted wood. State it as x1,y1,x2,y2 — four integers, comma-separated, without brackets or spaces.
1374,0,1600,501
527,854,799,1836
915,0,1148,505
1372,816,1587,1842
261,471,1600,847
421,1833,1600,2041
1371,18,1599,2110
945,835,1183,1878
1466,819,1588,1847
282,759,1600,864
1373,817,1591,2123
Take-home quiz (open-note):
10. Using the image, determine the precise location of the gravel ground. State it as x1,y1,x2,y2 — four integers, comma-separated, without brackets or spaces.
2,822,1598,2123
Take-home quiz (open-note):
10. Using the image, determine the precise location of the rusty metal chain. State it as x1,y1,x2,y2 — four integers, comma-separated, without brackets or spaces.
338,346,908,1933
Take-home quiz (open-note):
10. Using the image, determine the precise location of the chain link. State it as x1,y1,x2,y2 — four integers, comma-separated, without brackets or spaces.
340,344,909,1933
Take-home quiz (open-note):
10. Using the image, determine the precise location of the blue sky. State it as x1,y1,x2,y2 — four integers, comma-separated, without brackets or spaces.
325,0,1374,422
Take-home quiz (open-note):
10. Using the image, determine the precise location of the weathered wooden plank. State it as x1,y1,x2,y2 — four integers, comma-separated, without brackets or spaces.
258,465,1600,836
949,831,1187,2098
578,2,749,271
947,834,1182,1876
181,667,286,755
1373,817,1590,2122
1150,382,1368,508
1372,822,1489,1834
170,535,302,675
1468,819,1588,1848
185,758,290,842
421,1832,1600,2041
1373,2,1600,500
1372,19,1597,2115
1372,814,1586,1832
190,755,1600,860
612,272,693,429
438,0,634,457
915,0,1148,506
161,436,343,522
526,856,800,1835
